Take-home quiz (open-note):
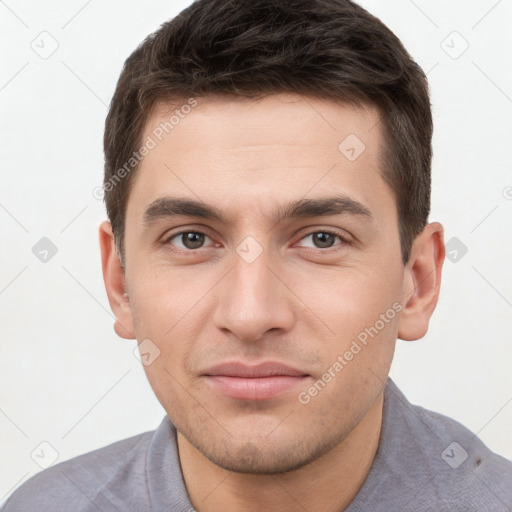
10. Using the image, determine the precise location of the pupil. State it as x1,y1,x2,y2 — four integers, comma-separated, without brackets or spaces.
184,232,204,249
180,232,334,250
315,232,334,248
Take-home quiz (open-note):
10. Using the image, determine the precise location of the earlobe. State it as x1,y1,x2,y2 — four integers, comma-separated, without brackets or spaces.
98,220,136,340
397,222,445,341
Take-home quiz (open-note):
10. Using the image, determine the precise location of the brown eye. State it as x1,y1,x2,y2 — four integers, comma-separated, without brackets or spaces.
312,232,336,248
297,231,347,250
166,231,210,250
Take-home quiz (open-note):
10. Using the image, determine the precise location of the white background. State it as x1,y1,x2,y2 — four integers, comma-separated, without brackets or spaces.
1,0,511,504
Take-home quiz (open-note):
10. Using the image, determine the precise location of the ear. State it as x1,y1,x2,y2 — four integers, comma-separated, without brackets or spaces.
398,222,445,341
99,220,135,340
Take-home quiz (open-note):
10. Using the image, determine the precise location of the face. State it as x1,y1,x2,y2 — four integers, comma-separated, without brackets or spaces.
120,94,407,473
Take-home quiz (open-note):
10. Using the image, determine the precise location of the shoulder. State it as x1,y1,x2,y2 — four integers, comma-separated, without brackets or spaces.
418,404,512,507
385,380,512,510
1,428,155,512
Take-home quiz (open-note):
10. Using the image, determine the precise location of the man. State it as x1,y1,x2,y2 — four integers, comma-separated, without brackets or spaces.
3,0,511,510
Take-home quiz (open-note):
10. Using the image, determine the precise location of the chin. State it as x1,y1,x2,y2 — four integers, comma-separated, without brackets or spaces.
186,428,343,475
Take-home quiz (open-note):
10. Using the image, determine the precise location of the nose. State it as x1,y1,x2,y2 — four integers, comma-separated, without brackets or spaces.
212,242,295,343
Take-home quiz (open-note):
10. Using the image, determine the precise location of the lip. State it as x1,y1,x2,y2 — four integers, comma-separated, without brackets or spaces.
202,361,310,401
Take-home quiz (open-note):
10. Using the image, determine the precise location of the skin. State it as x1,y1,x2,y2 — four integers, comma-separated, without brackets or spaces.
99,93,445,511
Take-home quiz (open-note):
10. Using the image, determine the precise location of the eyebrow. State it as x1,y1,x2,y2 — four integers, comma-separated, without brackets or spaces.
142,194,373,227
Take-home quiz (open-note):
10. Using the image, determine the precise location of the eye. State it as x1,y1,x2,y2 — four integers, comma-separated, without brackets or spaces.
162,229,350,253
296,230,348,250
164,231,214,251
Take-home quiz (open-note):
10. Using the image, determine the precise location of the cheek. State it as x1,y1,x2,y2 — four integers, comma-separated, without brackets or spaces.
128,273,195,372
291,261,403,390
128,277,196,418
296,262,402,335
295,279,400,415
129,266,201,332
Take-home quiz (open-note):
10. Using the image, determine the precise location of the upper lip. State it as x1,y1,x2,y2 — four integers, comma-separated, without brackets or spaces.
202,361,308,378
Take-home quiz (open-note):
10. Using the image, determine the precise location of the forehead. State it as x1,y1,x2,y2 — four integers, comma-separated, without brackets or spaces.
143,93,382,161
126,93,393,227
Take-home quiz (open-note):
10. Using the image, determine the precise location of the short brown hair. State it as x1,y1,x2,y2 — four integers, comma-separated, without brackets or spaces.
103,0,432,265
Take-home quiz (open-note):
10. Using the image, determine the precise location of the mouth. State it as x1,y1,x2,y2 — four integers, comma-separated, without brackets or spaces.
201,361,310,401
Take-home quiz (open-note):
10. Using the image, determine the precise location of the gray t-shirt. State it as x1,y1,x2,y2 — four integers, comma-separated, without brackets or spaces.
2,378,511,511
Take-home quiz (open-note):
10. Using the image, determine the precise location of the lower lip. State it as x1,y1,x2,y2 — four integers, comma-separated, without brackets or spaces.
204,375,309,401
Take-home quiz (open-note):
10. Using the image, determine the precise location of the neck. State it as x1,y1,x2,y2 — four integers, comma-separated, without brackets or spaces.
177,392,384,512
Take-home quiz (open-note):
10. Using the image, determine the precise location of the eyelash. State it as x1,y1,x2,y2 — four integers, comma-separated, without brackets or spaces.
161,229,351,254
